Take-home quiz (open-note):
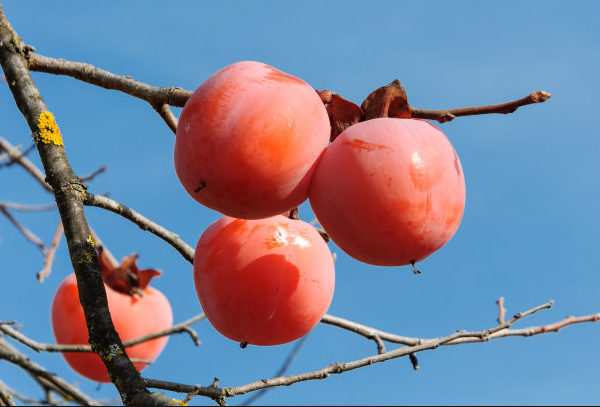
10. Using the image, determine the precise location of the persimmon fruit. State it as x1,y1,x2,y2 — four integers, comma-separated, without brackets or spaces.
309,118,465,267
193,215,335,346
51,273,173,382
174,61,331,219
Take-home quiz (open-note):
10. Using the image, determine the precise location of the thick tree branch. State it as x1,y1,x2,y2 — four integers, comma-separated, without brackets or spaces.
26,52,186,132
0,5,175,405
26,52,191,107
83,192,195,263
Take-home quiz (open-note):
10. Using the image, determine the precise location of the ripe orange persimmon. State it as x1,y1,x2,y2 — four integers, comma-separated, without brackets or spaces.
193,215,335,346
51,273,173,382
309,118,465,267
174,61,330,219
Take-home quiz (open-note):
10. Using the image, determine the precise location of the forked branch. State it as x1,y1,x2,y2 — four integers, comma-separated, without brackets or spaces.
142,300,599,404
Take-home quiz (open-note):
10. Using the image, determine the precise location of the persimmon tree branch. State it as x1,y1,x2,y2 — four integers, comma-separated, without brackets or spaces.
26,52,191,106
0,200,55,211
26,52,186,133
0,313,205,353
0,380,16,407
142,300,599,405
0,339,101,406
0,135,52,192
411,91,552,123
37,220,63,282
0,5,175,405
82,192,195,263
25,52,553,142
0,204,47,253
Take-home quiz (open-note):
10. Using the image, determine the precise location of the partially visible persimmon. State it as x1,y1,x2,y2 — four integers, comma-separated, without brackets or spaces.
174,61,330,219
51,249,173,382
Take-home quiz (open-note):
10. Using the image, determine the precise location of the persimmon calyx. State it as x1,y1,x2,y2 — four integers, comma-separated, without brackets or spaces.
360,79,411,121
318,90,364,142
97,246,162,296
317,79,412,142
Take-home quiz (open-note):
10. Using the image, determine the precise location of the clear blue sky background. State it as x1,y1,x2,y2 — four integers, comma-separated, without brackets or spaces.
1,1,599,405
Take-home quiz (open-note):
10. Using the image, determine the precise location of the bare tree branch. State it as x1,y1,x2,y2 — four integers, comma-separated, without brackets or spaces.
0,313,205,353
411,91,552,123
83,192,195,263
241,334,310,406
0,204,47,254
0,380,16,407
143,300,598,404
0,339,101,406
0,200,56,211
497,297,507,324
0,136,51,192
151,103,178,134
0,5,174,404
26,52,191,107
26,52,186,133
78,165,107,182
0,142,34,167
37,220,63,282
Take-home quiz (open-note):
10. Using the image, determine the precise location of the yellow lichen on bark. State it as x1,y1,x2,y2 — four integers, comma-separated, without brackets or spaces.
37,111,63,146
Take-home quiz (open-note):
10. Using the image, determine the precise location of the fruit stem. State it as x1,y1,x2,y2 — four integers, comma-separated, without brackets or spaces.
411,261,421,275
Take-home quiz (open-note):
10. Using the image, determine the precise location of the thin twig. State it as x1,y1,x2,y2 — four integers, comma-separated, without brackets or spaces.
0,136,51,192
0,205,47,254
83,192,195,263
0,313,205,353
143,300,596,402
411,91,552,123
0,381,41,406
37,221,63,282
0,200,56,212
241,335,310,406
497,297,507,324
151,103,178,134
0,142,35,168
0,339,101,406
0,380,16,406
78,165,107,182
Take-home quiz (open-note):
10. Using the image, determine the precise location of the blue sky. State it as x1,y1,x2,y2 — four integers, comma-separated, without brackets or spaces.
1,1,599,405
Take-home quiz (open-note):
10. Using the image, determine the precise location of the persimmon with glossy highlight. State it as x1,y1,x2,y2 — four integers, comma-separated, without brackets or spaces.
51,273,173,382
174,61,331,219
193,215,335,346
309,118,465,267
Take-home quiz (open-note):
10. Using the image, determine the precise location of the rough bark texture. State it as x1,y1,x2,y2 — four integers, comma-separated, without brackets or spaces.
0,5,175,406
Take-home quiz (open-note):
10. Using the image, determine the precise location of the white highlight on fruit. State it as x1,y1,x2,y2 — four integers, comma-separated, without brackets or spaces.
412,151,425,169
273,226,311,248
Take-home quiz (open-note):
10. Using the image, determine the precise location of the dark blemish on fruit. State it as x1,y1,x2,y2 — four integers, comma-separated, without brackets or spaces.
194,182,206,193
453,150,461,176
240,342,248,349
341,138,389,152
